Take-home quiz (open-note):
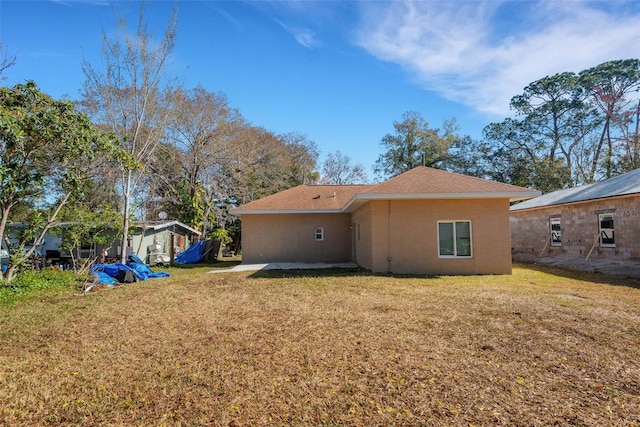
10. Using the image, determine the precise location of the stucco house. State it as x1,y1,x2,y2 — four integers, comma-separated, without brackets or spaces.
231,166,540,275
510,168,640,270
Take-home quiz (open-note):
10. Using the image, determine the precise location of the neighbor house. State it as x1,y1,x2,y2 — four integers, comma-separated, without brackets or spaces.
1,220,201,268
510,168,640,268
231,166,540,275
112,220,202,265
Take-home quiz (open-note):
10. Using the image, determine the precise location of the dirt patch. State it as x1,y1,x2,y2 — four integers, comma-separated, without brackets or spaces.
554,293,587,300
524,255,640,278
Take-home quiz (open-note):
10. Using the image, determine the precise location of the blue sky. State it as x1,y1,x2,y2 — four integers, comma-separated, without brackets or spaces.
1,0,639,177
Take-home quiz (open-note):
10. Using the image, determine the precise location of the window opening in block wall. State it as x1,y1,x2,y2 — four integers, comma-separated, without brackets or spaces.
550,217,562,246
598,213,615,247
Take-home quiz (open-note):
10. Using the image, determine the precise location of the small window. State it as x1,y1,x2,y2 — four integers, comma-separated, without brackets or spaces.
314,227,324,241
550,218,562,246
599,214,615,247
438,221,472,258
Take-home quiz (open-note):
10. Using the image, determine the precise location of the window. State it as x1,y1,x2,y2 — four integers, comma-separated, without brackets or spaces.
550,217,562,246
599,213,615,247
438,221,472,258
314,227,324,241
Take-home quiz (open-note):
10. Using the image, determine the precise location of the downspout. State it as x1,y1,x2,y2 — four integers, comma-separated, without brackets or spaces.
351,222,356,263
387,200,392,273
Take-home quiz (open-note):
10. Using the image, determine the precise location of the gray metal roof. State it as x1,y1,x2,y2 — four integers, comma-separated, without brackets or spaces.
510,168,640,211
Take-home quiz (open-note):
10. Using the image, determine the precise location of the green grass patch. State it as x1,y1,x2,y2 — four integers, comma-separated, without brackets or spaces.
0,269,80,306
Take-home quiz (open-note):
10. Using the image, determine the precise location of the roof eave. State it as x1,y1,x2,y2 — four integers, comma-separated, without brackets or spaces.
343,191,541,210
137,220,202,235
229,209,344,216
232,192,541,215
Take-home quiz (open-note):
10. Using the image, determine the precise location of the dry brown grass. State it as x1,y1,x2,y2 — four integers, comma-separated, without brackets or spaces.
1,263,639,426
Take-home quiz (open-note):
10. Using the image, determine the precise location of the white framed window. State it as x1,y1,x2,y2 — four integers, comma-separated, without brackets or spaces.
550,217,562,247
598,213,615,247
314,227,324,241
438,221,472,258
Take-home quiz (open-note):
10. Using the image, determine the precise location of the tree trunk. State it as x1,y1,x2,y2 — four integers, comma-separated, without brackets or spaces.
120,170,132,263
590,117,610,181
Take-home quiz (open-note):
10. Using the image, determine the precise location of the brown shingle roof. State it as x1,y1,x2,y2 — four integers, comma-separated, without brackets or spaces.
365,166,539,196
231,185,372,213
231,167,540,215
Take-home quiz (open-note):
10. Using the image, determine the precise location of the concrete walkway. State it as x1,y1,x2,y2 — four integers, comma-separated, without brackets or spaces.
209,262,359,274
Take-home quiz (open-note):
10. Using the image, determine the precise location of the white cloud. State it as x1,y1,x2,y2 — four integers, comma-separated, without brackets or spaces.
355,0,640,117
275,18,320,49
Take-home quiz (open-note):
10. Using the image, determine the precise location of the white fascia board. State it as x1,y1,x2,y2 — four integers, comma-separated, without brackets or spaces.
145,220,202,235
343,191,541,211
229,209,343,216
230,191,541,216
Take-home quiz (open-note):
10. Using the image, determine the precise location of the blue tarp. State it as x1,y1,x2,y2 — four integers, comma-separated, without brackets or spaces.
127,254,170,280
175,241,205,264
91,254,169,285
91,270,118,286
91,263,132,285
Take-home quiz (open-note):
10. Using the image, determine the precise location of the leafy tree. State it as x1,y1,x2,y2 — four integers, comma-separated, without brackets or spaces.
320,150,369,184
80,3,178,262
443,135,493,179
513,72,601,184
50,204,121,273
374,111,460,179
579,59,640,178
0,81,118,282
483,60,640,192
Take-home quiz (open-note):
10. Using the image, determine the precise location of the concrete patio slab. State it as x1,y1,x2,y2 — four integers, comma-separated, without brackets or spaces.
210,262,359,274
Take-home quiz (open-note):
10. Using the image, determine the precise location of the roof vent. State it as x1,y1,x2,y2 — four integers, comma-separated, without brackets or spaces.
313,195,320,199
332,192,336,197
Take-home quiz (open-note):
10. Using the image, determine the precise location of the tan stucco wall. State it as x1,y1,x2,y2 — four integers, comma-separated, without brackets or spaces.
240,213,353,264
351,205,373,271
240,198,513,274
510,194,640,262
356,199,513,275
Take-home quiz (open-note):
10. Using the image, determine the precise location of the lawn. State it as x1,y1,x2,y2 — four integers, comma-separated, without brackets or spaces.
1,263,639,426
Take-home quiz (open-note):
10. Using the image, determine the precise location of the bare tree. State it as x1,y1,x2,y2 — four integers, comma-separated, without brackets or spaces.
80,3,178,262
280,132,319,185
0,40,17,80
162,86,242,236
321,150,369,184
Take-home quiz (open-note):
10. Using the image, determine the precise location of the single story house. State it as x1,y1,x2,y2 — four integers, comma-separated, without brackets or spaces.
230,166,540,275
510,168,640,268
2,220,201,268
110,220,202,265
